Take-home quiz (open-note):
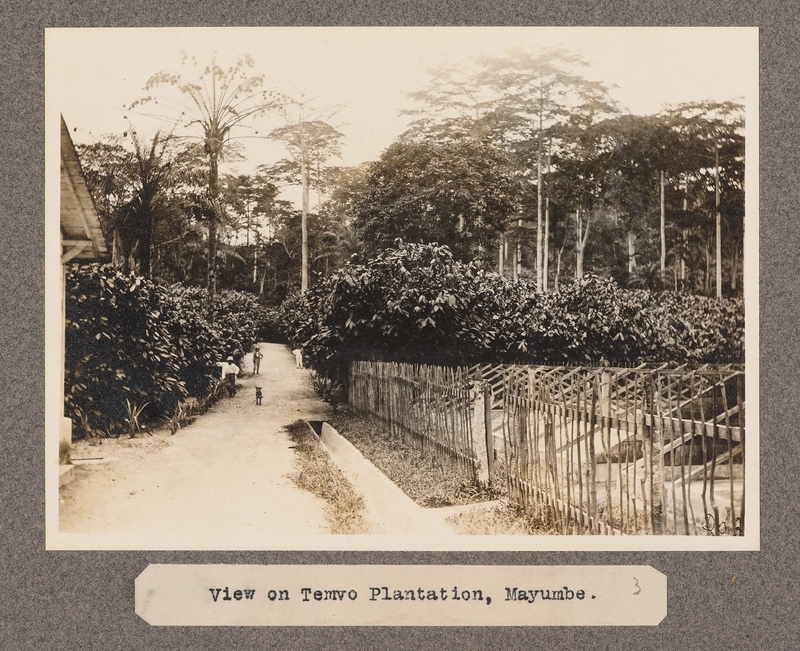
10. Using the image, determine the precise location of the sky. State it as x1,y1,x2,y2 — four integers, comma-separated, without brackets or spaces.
47,26,758,181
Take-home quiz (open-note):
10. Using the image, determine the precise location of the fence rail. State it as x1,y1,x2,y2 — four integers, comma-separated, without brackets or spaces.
349,360,745,536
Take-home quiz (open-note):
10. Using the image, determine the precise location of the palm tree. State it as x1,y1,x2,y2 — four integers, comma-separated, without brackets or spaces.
132,53,282,308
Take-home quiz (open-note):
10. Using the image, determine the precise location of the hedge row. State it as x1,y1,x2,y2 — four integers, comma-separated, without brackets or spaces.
64,263,271,438
279,243,744,382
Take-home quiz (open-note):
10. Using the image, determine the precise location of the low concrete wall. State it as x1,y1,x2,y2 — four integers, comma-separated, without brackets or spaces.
319,422,454,536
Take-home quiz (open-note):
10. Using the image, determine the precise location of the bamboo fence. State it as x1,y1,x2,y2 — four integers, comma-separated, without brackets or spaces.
349,361,484,481
349,360,745,536
471,363,745,536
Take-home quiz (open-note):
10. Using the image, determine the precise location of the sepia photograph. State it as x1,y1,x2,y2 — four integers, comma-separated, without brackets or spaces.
45,26,758,551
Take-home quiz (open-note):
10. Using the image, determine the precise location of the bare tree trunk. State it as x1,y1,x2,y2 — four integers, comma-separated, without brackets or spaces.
543,141,551,292
498,234,505,277
715,143,722,298
317,160,322,213
253,231,259,284
681,187,688,293
555,246,564,290
535,90,544,291
660,169,666,282
628,230,636,274
681,254,686,291
207,151,219,310
706,230,712,296
301,156,310,293
543,194,550,291
574,208,591,280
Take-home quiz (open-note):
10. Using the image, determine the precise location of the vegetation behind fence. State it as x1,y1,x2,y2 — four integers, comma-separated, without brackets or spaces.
280,244,745,391
349,360,745,536
349,361,488,482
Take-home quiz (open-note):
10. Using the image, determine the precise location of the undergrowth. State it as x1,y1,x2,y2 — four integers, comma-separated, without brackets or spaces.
446,502,556,536
284,420,371,535
328,409,504,508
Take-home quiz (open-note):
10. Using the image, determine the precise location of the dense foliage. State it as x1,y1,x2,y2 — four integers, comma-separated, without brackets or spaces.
352,137,520,262
279,243,744,383
65,263,272,438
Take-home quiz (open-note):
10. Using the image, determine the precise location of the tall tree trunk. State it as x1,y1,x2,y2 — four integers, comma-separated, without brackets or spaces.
575,207,592,280
301,156,310,293
253,231,259,284
628,230,636,274
681,255,686,292
574,208,581,280
317,160,322,213
543,193,550,292
715,143,722,298
535,82,544,291
543,141,551,292
140,212,153,279
660,169,666,282
207,151,219,310
556,220,570,290
555,245,564,290
705,230,712,296
681,187,688,293
498,234,505,277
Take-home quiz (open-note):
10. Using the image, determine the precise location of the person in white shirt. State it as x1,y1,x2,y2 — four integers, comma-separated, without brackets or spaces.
217,355,240,396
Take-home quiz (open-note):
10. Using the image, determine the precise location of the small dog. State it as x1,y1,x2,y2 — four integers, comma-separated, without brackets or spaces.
255,387,263,405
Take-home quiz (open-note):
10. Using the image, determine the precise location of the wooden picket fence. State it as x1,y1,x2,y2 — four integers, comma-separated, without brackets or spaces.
349,360,745,536
349,361,490,483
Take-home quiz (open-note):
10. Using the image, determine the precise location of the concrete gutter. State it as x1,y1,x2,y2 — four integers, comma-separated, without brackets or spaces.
317,422,455,536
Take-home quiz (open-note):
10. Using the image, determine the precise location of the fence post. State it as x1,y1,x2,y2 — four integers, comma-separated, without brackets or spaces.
651,413,666,534
470,382,490,487
483,382,494,485
643,375,665,535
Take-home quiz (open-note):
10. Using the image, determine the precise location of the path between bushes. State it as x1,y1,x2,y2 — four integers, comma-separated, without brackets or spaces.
59,343,340,545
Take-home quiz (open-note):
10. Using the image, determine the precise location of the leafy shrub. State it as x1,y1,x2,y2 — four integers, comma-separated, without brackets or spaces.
278,243,517,381
64,263,272,438
65,264,190,437
278,243,744,384
255,306,286,344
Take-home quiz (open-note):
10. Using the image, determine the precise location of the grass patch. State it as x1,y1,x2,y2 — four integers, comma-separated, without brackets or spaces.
284,420,372,535
328,409,504,508
447,502,557,535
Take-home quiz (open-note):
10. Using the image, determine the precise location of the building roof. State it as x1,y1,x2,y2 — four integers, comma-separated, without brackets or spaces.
61,116,109,263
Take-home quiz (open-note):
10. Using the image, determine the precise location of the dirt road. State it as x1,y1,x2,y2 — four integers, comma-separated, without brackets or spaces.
59,343,335,546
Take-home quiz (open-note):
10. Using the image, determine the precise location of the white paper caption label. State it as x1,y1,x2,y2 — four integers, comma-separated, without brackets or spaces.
135,564,666,627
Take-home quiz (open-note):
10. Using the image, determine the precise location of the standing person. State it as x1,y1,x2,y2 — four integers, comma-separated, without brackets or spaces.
218,355,240,397
253,346,262,375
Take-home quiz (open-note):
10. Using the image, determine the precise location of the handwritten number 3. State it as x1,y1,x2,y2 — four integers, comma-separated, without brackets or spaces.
633,577,641,596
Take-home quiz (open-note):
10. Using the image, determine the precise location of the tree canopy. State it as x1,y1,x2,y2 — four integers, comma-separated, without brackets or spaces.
352,136,521,262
